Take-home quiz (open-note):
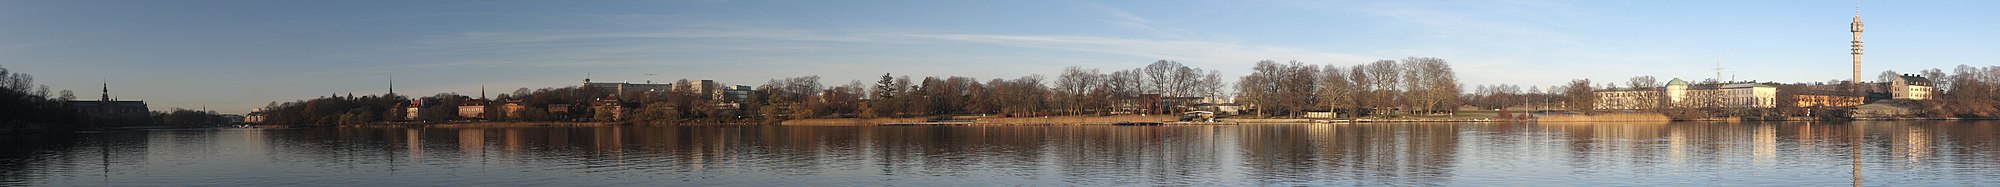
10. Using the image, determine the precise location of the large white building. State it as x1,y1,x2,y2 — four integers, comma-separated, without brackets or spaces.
1596,78,1779,110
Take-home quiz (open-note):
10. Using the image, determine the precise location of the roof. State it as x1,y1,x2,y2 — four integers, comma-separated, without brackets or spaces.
460,99,487,106
1897,75,1933,85
1666,78,1688,86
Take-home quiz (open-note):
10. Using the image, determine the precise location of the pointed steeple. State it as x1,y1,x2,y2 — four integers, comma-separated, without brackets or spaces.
388,75,396,97
100,81,110,102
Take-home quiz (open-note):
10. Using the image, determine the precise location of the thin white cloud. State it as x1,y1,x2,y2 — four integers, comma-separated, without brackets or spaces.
1089,5,1198,39
383,24,1379,75
1345,1,1693,86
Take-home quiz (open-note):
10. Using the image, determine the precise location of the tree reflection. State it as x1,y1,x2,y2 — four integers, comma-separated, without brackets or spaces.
3,122,1999,186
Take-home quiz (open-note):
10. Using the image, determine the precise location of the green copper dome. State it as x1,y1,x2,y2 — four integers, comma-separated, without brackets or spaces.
1666,78,1688,86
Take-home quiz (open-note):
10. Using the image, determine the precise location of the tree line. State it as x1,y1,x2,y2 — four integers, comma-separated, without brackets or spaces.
720,60,1232,123
0,65,92,131
259,57,2000,124
265,59,1236,125
1923,65,2000,117
1236,57,1462,118
2,65,233,132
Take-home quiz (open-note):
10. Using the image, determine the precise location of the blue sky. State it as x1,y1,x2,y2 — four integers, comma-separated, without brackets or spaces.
4,0,1995,114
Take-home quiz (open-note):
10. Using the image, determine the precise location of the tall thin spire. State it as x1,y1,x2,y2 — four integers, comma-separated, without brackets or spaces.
481,84,487,99
388,75,395,96
100,80,110,102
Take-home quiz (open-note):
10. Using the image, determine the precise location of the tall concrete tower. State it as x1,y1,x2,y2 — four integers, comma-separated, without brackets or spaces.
1850,7,1865,84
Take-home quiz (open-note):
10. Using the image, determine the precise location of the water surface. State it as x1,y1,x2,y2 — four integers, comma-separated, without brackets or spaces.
3,121,1996,186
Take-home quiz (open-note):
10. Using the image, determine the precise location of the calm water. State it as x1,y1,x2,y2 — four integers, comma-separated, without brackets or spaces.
3,121,1997,186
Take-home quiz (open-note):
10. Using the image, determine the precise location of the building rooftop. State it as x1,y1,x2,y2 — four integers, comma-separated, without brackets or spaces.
1896,74,1933,85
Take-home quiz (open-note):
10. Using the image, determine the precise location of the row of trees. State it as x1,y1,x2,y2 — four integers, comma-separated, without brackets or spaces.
1050,60,1225,115
152,108,231,127
258,93,407,126
258,83,617,126
1929,65,2000,117
1237,57,1462,118
238,58,1455,125
0,65,91,131
718,60,1231,122
748,74,1059,121
2,66,221,131
239,61,2000,126
255,58,2000,125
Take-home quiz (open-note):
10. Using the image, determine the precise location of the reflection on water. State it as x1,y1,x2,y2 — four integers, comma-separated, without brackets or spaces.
2,121,1997,186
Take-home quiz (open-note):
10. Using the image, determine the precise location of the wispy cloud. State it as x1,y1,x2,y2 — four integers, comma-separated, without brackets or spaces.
377,21,1379,77
1089,5,1198,39
1343,1,1690,85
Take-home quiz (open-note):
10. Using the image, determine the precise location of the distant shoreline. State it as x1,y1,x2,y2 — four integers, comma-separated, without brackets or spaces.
230,116,1998,129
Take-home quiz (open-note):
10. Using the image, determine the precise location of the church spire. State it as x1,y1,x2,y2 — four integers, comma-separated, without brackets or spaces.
100,81,110,102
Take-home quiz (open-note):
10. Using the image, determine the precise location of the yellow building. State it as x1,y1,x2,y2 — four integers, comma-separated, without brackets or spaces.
459,99,487,119
1793,94,1863,107
1888,74,1933,100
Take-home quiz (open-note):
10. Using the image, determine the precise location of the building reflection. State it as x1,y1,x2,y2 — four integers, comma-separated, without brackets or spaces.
405,128,423,160
1900,126,1931,163
459,128,485,157
1754,123,1777,167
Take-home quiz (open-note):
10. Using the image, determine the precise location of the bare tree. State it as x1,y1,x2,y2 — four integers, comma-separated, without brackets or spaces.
1279,61,1320,117
1921,68,1948,91
1235,60,1321,117
1878,70,1900,83
1056,66,1101,115
1104,69,1144,114
1143,60,1176,96
1365,59,1401,116
1317,65,1353,118
1399,57,1458,115
1348,64,1374,116
1628,76,1659,88
1198,70,1225,102
1562,79,1596,114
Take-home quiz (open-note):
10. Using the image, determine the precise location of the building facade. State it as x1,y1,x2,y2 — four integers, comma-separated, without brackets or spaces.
67,83,148,114
1888,74,1933,100
403,99,426,120
458,99,487,119
1595,78,1778,110
1794,94,1865,107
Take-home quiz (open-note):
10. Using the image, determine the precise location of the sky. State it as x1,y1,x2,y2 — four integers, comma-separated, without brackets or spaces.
3,0,1997,114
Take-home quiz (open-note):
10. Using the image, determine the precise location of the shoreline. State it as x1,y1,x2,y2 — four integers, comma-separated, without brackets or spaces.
83,116,2000,131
